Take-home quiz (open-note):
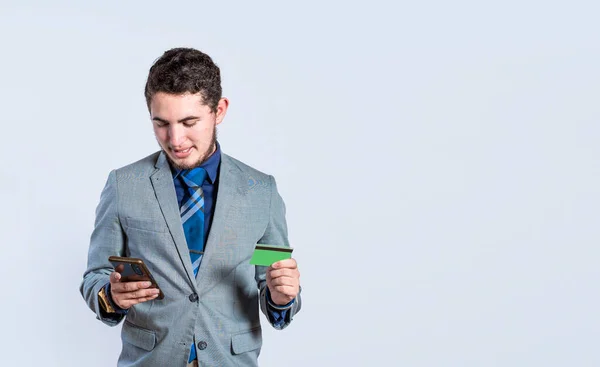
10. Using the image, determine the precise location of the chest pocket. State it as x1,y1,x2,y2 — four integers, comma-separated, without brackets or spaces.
122,217,171,258
123,217,169,233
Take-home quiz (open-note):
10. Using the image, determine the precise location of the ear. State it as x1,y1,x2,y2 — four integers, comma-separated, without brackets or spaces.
215,97,229,125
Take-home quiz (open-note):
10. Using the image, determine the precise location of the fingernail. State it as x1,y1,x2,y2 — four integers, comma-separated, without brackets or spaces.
143,281,152,287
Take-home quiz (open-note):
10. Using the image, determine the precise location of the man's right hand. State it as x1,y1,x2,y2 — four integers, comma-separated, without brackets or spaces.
109,271,160,309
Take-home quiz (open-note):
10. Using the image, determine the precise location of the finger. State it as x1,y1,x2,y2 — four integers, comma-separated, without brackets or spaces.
120,287,161,300
268,271,295,283
112,281,153,294
134,293,160,303
269,276,298,288
271,258,297,269
268,268,299,279
118,293,159,308
109,271,122,284
271,285,298,296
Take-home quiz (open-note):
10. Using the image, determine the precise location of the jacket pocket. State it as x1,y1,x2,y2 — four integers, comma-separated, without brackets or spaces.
124,217,168,233
231,326,262,355
122,320,157,351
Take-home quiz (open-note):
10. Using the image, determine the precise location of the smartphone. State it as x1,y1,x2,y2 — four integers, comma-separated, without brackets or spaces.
108,256,164,300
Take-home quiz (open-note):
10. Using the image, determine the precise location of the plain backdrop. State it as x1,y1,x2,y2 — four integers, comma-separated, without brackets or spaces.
1,1,599,366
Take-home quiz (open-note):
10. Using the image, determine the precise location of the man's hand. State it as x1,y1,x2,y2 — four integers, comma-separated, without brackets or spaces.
266,258,300,306
109,270,160,309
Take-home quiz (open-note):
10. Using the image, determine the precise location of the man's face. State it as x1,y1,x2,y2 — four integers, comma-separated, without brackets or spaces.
150,92,228,170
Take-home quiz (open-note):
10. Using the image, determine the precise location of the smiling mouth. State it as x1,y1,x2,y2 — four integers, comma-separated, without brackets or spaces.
171,147,193,158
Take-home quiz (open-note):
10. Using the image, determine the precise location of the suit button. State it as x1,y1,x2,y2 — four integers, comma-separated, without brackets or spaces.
197,341,207,350
189,293,198,302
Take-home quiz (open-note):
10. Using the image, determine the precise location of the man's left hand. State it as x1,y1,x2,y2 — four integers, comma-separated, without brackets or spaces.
266,258,300,306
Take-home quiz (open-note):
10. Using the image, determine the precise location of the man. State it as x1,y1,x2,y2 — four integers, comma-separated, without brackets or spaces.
80,48,302,367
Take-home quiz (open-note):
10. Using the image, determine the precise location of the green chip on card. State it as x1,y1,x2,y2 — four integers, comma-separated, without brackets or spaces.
249,244,293,266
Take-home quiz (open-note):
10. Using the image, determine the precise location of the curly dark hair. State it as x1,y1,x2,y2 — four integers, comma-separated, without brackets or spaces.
144,48,222,113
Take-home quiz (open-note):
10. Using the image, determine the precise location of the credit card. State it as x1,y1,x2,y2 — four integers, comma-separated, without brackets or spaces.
249,244,293,266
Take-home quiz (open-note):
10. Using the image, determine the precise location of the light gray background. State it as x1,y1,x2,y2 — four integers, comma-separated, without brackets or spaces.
0,1,598,366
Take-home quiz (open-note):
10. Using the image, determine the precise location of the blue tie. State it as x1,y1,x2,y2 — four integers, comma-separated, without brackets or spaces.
180,168,207,276
179,168,207,363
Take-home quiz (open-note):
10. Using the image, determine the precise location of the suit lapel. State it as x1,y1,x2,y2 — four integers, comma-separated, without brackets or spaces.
150,152,198,291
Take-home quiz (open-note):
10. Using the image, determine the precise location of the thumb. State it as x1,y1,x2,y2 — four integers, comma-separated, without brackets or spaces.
110,271,122,284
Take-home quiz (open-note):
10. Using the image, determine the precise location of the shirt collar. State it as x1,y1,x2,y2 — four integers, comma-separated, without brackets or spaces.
171,141,221,184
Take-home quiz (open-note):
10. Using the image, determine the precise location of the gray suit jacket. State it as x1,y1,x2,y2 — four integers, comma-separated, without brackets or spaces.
80,151,301,367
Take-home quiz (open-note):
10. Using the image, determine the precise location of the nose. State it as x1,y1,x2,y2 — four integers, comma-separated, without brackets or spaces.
168,124,186,147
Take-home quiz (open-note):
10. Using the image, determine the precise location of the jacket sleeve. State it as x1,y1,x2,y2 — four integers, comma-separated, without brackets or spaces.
79,170,126,326
256,175,302,330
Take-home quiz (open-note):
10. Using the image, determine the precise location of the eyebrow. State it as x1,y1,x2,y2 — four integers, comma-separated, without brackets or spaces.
152,116,200,124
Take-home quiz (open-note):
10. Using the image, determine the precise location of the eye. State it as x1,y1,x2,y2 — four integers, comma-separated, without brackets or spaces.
183,121,197,127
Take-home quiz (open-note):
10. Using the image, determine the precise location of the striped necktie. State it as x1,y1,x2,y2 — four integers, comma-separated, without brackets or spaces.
179,168,207,277
180,168,207,364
